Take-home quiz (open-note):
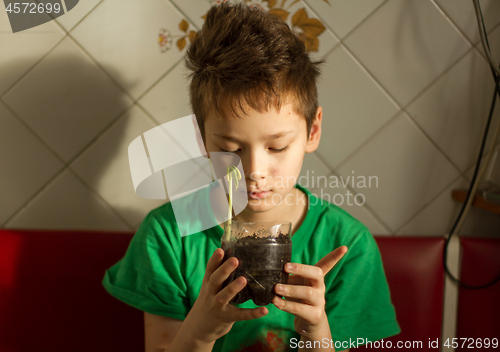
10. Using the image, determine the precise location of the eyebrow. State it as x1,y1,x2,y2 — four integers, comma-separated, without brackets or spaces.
214,131,293,142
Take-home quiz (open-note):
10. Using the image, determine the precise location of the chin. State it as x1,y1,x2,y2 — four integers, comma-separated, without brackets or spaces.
244,197,280,213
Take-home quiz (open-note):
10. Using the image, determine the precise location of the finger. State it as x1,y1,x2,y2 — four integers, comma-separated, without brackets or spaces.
272,296,323,323
275,284,323,306
208,256,239,294
285,273,304,287
284,263,325,289
214,275,247,306
203,248,224,285
314,246,348,277
230,305,268,321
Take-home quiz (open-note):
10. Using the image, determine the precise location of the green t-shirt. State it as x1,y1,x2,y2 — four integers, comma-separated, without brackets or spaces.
102,183,400,351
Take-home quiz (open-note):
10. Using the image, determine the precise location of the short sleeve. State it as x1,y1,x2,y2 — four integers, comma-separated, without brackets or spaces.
101,207,190,320
325,229,401,349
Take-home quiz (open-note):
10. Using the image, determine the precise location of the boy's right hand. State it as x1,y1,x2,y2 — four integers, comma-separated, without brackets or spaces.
183,248,268,344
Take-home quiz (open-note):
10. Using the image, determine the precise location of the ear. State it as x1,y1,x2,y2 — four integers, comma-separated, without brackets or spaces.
305,106,322,153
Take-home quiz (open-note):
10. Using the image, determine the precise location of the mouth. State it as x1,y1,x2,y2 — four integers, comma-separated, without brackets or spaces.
247,190,271,199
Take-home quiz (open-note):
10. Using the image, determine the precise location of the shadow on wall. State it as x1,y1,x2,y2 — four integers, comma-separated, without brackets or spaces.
0,54,150,230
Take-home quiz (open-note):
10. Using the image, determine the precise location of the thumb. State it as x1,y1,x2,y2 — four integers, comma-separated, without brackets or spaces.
315,246,348,276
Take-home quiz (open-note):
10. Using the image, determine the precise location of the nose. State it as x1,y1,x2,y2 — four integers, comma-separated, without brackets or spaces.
243,148,269,188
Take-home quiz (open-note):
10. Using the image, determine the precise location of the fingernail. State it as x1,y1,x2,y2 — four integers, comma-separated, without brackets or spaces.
276,284,283,292
286,263,293,270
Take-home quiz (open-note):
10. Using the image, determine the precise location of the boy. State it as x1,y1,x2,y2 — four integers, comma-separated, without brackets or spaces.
102,3,400,351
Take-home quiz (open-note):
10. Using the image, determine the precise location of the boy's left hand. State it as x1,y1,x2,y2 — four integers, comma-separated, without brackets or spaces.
273,246,348,338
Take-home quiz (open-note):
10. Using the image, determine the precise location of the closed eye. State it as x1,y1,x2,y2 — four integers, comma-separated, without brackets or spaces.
270,146,289,153
219,146,289,153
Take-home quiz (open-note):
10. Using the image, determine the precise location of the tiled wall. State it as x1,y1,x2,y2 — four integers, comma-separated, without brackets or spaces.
1,0,499,235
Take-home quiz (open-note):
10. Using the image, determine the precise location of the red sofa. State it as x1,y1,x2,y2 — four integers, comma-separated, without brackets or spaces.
456,238,500,352
0,230,497,352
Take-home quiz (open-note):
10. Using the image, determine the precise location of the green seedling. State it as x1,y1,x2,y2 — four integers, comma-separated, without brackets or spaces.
225,165,241,242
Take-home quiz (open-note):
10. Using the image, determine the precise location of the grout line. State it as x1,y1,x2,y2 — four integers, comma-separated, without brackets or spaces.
65,33,139,105
332,43,469,182
57,0,105,35
1,106,131,227
0,22,146,226
135,56,185,102
135,102,161,128
66,167,135,230
0,100,68,165
401,48,473,110
316,1,484,183
300,0,341,43
0,32,68,100
320,42,340,62
433,0,500,48
167,0,201,31
3,165,69,227
61,31,205,181
66,106,132,166
400,114,464,184
339,42,401,108
338,0,389,43
393,172,465,234
310,150,336,176
347,193,394,235
1,0,104,101
430,0,475,48
310,153,394,234
331,107,463,234
3,158,134,231
333,111,399,171
1,103,135,228
302,0,389,44
462,111,500,182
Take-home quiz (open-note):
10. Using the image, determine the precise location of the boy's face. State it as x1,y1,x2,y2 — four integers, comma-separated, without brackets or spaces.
204,101,322,220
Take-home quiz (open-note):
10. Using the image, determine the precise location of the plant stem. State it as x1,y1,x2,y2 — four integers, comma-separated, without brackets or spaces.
225,165,241,243
226,168,232,242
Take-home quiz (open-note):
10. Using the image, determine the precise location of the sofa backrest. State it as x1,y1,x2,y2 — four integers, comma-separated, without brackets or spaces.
354,236,445,351
0,230,142,352
456,237,500,352
2,230,480,352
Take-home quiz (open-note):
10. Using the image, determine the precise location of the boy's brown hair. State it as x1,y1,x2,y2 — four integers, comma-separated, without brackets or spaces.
184,2,323,142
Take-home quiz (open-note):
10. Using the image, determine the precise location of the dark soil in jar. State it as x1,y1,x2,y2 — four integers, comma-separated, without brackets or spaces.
220,232,292,306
